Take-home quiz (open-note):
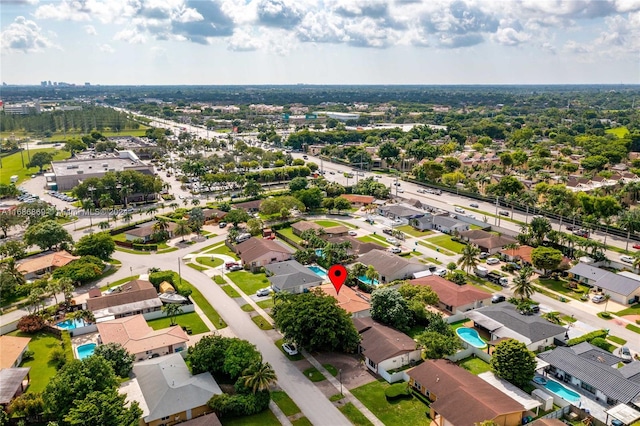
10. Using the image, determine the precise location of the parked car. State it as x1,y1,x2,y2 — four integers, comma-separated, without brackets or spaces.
592,295,606,303
416,189,425,194
486,258,500,265
282,342,298,356
479,252,490,259
388,247,401,254
621,255,635,264
433,268,447,277
397,188,404,193
498,210,510,216
470,203,479,208
619,346,632,363
256,287,271,297
491,295,506,304
573,229,590,238
348,230,357,236
225,261,239,269
386,237,399,245
229,265,243,272
633,243,640,250
219,221,227,228
382,228,393,235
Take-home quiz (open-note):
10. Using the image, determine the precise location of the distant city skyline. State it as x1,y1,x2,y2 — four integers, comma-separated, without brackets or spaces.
1,0,639,86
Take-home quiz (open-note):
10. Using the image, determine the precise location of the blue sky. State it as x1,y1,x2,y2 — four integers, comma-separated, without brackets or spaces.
1,0,639,85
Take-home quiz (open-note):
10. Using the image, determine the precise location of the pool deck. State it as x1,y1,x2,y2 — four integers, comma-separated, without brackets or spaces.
71,332,100,359
536,374,608,422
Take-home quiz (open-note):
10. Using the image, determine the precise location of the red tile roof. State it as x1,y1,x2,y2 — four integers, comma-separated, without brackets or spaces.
410,276,491,308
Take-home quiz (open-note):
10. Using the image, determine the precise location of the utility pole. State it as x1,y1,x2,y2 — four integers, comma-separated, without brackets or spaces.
178,257,182,287
495,195,500,226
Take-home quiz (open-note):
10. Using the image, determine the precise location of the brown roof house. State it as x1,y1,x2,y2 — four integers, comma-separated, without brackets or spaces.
319,283,371,318
0,336,31,369
410,276,492,318
17,250,79,279
125,222,178,243
86,279,162,321
352,317,421,383
355,250,427,284
500,245,534,265
339,194,375,206
458,229,517,254
120,353,221,426
408,359,525,426
324,235,384,256
291,220,322,237
97,314,189,362
235,238,292,271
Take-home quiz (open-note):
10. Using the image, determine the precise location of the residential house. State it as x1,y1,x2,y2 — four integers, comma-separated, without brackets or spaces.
323,235,384,255
125,222,178,243
0,368,31,408
410,276,492,318
568,263,640,305
232,199,263,212
500,245,534,265
265,260,324,294
324,225,349,237
201,208,227,224
339,194,375,207
432,215,469,234
319,283,371,318
17,250,79,279
291,220,322,237
352,317,421,380
86,279,162,321
464,302,567,351
234,238,292,271
538,343,640,407
377,204,424,224
408,359,526,426
122,353,222,426
410,214,433,231
355,250,427,284
458,229,516,254
0,336,31,369
97,315,189,361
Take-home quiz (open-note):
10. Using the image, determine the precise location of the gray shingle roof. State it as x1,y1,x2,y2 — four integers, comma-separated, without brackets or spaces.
379,204,424,218
568,263,610,281
571,342,625,366
356,249,424,278
539,346,640,403
568,263,640,296
432,215,463,228
265,260,323,291
474,303,566,344
620,362,640,383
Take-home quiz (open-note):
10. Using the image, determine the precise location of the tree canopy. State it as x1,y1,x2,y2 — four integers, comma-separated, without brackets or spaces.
74,232,115,261
370,287,412,332
490,339,536,387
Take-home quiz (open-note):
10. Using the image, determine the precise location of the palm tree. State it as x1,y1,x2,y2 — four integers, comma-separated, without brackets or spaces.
99,193,113,210
58,277,74,305
169,202,179,210
46,279,62,305
512,266,535,300
122,212,133,224
146,207,158,217
110,211,119,225
175,221,191,242
365,265,379,285
98,221,110,230
603,294,611,313
161,303,183,326
542,311,561,324
242,362,277,394
82,199,95,229
153,217,169,233
191,198,200,206
457,244,480,275
618,210,640,252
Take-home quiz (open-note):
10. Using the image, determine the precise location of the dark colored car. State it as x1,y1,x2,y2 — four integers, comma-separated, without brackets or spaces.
491,295,506,304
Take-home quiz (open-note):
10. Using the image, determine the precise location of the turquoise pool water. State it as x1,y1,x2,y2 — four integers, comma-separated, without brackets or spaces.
308,265,328,280
456,327,488,349
56,318,87,330
315,249,325,258
545,380,581,403
358,276,380,286
77,343,97,360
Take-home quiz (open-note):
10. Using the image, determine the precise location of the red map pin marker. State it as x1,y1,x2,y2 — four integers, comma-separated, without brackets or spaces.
328,265,347,295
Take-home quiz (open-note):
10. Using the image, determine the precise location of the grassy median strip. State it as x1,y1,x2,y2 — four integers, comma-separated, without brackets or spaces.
271,391,301,417
339,402,374,426
168,272,227,329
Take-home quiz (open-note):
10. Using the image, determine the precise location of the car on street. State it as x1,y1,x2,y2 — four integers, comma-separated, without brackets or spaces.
592,295,606,303
633,243,640,250
486,258,500,265
470,203,479,208
282,342,298,356
348,230,357,236
256,288,272,297
491,295,506,304
454,207,465,213
416,189,425,194
329,171,335,175
498,210,510,216
621,255,635,264
386,237,399,245
393,182,401,186
619,346,632,363
397,188,404,193
573,229,590,238
219,221,227,228
388,247,402,254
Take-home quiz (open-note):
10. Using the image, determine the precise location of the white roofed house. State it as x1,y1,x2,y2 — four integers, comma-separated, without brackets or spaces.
568,263,640,305
355,249,427,284
265,260,324,294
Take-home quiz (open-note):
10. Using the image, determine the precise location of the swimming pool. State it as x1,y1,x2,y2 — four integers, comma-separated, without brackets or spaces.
533,376,548,385
56,318,87,330
456,327,488,349
544,379,581,403
307,265,328,280
358,276,380,286
76,343,97,360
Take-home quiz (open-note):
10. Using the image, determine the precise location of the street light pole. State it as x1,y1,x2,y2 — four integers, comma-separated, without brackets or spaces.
178,257,183,287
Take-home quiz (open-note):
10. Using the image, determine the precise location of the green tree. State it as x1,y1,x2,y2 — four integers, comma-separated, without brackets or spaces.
296,187,323,210
458,244,480,275
188,207,205,234
333,197,351,213
529,216,552,246
486,175,524,197
74,232,115,261
64,139,88,155
289,176,308,192
272,290,360,352
174,220,191,242
490,339,536,387
415,331,462,359
63,387,142,426
512,266,535,300
378,142,400,164
0,213,25,238
92,342,135,378
0,240,26,260
225,209,251,227
243,180,263,197
531,246,563,276
24,220,73,251
370,287,412,332
26,151,54,173
247,218,263,236
161,303,183,326
241,362,277,394
0,258,26,297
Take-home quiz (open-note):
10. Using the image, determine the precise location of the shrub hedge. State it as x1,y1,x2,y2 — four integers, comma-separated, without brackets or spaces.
567,329,608,346
384,383,412,401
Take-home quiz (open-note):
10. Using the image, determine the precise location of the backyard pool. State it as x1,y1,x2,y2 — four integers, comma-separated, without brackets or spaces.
456,327,488,349
76,343,97,360
544,379,581,403
358,276,380,286
308,265,328,280
56,318,88,330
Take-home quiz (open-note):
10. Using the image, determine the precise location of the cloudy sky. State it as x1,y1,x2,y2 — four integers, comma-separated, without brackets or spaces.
1,0,639,85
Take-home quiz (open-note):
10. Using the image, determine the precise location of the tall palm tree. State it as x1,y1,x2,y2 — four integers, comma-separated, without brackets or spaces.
57,277,74,304
82,199,95,229
618,210,640,252
350,263,368,282
161,303,183,326
365,265,379,285
110,211,119,225
512,266,535,300
98,221,110,230
603,294,611,313
457,244,480,275
122,212,133,224
153,217,170,233
99,193,113,210
241,362,277,393
175,221,191,242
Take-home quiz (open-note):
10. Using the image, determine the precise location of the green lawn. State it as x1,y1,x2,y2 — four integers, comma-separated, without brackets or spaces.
221,284,242,298
291,417,313,426
339,402,374,426
99,275,139,291
227,271,271,295
426,235,466,254
605,126,630,138
208,244,239,260
608,335,627,345
458,357,491,375
303,366,326,382
351,380,429,426
616,304,640,316
535,278,587,300
449,319,471,331
167,272,227,329
196,257,223,268
0,148,71,185
241,303,255,312
271,391,301,416
277,227,303,244
8,330,72,393
357,235,390,247
313,220,342,228
417,240,454,256
187,263,207,272
251,315,273,330
213,275,226,285
221,409,281,426
257,299,274,310
626,324,640,334
146,312,209,335
397,225,434,238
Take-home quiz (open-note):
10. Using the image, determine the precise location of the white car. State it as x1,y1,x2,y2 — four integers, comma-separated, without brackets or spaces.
386,237,399,245
433,268,447,277
621,255,635,264
486,258,500,265
256,288,271,297
454,207,465,214
389,247,402,254
397,188,404,193
282,343,298,356
348,230,358,236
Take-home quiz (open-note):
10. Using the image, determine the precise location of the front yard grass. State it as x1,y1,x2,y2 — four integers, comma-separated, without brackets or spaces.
313,220,342,228
168,272,227,329
251,315,273,330
271,391,301,417
417,240,454,256
626,324,640,334
277,227,303,244
458,357,491,375
227,271,271,295
351,379,429,426
8,330,72,393
208,244,239,260
221,285,241,298
221,409,281,426
339,402,374,426
426,235,466,254
291,417,312,426
357,235,390,247
615,303,640,316
257,298,274,309
147,312,209,335
303,366,326,382
607,335,627,345
187,263,207,272
397,225,434,238
99,275,139,291
535,278,587,300
195,256,223,268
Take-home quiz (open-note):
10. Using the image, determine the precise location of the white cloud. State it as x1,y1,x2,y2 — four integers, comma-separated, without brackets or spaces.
1,16,56,53
98,43,114,53
227,28,264,51
113,27,148,44
84,25,97,35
